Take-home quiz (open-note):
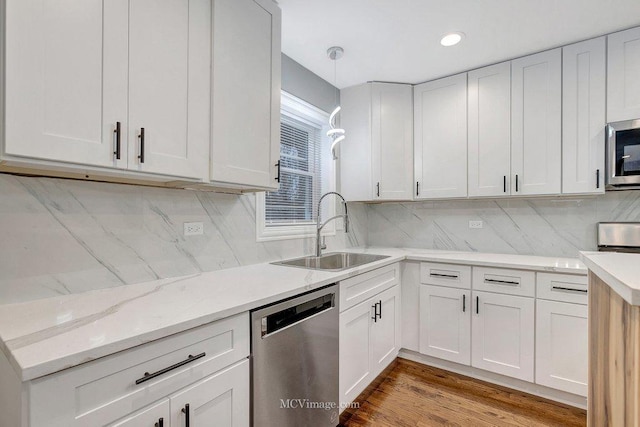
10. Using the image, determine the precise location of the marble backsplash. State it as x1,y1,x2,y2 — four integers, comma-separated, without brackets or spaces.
365,191,640,258
0,174,366,304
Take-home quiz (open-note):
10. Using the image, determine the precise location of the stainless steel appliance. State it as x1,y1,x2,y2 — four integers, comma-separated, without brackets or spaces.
598,222,640,253
251,284,339,427
607,119,640,189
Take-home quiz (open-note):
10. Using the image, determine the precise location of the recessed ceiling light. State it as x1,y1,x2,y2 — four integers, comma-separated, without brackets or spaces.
440,32,464,47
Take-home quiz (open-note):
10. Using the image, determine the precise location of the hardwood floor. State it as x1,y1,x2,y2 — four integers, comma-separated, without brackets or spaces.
342,359,586,427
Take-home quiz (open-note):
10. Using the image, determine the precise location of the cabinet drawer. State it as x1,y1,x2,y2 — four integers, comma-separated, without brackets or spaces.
29,313,249,427
472,267,535,297
340,263,399,312
420,262,471,289
536,273,588,305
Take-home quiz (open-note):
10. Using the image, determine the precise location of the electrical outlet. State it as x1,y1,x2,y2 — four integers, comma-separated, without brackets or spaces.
469,220,483,229
184,222,204,236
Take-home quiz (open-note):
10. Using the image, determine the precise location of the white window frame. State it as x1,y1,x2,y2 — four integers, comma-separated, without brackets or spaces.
256,91,336,242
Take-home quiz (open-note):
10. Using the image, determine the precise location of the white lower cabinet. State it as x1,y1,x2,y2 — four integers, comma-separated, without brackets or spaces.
170,359,250,427
471,290,535,382
419,285,470,365
535,300,588,397
340,283,400,409
109,400,170,427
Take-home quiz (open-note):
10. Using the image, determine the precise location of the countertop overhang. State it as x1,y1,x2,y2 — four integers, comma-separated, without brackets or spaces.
0,247,586,382
580,251,640,305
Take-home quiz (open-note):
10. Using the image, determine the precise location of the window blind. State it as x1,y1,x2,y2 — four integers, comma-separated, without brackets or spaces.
265,114,322,225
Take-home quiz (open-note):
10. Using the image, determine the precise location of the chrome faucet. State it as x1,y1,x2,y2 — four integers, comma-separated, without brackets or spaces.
316,192,349,257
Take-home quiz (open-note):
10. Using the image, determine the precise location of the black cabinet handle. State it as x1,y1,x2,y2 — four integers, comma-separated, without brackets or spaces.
503,175,507,193
430,273,459,279
462,294,466,313
515,174,519,192
275,160,281,182
113,122,121,160
182,404,190,427
416,181,419,197
484,278,519,286
376,182,380,197
596,169,600,189
378,300,382,320
476,296,479,314
552,285,588,294
138,128,145,164
155,418,164,427
135,353,206,385
371,303,378,322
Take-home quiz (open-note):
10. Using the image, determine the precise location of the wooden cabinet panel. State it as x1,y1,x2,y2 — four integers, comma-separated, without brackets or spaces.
414,73,468,199
607,26,640,122
211,0,281,189
562,37,606,194
468,62,512,197
511,49,562,195
419,285,471,365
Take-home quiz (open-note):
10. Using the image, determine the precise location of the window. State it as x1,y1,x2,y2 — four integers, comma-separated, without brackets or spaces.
256,92,335,241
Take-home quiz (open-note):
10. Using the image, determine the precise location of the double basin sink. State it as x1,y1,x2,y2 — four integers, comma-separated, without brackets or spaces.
273,252,389,272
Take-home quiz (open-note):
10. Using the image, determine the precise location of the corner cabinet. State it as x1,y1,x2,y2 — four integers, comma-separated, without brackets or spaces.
414,74,468,199
562,37,606,194
511,49,562,196
607,26,640,122
210,0,281,190
340,82,413,201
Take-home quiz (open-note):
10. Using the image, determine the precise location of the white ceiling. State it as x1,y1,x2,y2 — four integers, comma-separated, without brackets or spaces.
279,0,640,89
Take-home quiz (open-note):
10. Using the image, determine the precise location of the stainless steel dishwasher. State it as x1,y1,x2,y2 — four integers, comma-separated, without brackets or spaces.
251,284,339,427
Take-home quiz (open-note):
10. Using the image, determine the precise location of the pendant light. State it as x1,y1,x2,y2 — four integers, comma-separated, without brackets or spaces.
327,46,345,160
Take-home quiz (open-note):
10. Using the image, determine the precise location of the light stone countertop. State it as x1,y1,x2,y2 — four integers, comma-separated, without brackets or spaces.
580,251,640,305
0,247,586,382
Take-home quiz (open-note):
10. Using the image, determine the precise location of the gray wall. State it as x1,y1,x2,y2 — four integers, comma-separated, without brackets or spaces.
282,54,340,113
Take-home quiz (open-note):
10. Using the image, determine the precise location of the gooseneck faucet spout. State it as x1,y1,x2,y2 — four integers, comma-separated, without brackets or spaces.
316,192,349,257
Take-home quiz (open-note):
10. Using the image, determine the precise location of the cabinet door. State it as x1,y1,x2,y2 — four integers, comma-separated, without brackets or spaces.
536,300,588,396
128,0,210,180
419,285,471,365
471,291,534,381
370,285,401,377
211,0,281,189
414,74,468,199
511,49,562,195
109,400,170,427
170,359,250,427
608,26,640,122
372,83,414,200
339,297,373,406
4,0,128,168
468,62,512,197
562,37,606,194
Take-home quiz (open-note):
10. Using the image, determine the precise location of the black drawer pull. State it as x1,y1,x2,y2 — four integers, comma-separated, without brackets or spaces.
182,404,190,427
484,278,519,286
135,352,206,385
430,273,459,279
552,286,587,294
155,418,164,427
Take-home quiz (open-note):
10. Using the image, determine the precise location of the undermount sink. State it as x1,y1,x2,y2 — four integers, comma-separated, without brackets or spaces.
273,252,389,271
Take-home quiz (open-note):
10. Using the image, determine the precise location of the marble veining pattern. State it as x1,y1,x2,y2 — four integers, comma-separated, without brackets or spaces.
0,174,366,304
366,192,640,258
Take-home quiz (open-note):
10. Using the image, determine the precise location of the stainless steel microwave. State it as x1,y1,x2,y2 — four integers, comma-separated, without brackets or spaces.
607,119,640,188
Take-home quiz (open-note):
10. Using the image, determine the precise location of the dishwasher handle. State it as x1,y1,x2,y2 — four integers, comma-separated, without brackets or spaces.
261,292,335,338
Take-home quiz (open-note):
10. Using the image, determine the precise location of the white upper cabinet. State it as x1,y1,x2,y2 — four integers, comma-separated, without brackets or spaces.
468,62,512,197
4,0,129,169
340,82,413,201
210,0,281,190
562,37,606,194
511,49,562,196
128,0,211,180
4,0,210,181
607,26,640,122
414,73,468,199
